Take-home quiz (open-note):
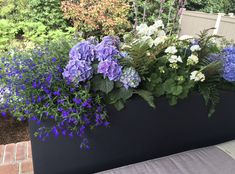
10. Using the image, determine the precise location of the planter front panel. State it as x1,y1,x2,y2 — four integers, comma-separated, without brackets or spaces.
29,92,235,174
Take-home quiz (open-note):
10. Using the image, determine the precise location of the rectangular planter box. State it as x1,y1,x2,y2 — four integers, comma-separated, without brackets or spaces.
29,92,235,174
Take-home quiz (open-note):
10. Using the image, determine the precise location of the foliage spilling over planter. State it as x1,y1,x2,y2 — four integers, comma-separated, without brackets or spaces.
0,20,235,149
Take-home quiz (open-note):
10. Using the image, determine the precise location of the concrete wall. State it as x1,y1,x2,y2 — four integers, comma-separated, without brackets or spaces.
180,10,235,41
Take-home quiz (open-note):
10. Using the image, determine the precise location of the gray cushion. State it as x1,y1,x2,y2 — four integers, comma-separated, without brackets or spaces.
98,145,235,174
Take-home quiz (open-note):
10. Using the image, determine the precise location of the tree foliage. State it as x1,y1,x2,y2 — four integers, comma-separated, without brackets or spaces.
186,0,235,14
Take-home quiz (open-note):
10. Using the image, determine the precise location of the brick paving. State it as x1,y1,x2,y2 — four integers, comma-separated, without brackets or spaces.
0,141,33,174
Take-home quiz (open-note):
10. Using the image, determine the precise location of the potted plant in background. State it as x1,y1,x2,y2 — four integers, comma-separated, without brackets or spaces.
1,21,235,174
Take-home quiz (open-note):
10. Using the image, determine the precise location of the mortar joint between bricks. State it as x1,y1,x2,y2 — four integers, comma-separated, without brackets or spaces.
2,145,6,164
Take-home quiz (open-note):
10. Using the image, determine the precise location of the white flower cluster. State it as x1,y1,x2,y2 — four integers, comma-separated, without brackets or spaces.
190,45,201,52
136,20,167,47
190,71,205,82
169,55,182,63
165,46,177,54
187,54,199,66
165,46,182,69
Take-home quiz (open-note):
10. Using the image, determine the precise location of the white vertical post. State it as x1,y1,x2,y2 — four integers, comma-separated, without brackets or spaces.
213,13,224,35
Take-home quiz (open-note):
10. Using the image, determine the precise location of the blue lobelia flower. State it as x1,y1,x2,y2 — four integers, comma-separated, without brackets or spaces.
120,67,141,89
97,59,122,81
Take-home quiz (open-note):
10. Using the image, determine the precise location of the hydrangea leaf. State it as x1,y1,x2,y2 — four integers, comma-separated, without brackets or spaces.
171,85,183,96
107,88,133,104
113,100,125,111
93,76,114,94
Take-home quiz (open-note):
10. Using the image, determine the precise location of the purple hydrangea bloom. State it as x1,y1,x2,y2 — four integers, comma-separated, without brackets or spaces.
62,60,93,82
95,36,121,61
97,59,122,81
222,46,235,81
100,36,120,48
120,67,141,89
191,39,200,46
96,45,119,61
69,41,95,63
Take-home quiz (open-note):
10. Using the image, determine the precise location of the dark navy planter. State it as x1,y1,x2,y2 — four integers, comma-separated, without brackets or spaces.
29,92,235,174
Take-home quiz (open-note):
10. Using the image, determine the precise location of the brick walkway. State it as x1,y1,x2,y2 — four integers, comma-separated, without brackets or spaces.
0,141,34,174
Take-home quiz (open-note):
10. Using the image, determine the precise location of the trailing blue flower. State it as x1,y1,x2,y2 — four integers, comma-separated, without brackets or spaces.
62,60,93,82
120,67,141,89
69,41,95,63
97,59,122,81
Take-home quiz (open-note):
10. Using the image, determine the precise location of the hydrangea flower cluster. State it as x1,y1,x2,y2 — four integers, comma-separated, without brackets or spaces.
120,67,141,89
187,55,199,66
95,36,120,61
190,45,201,52
63,36,141,88
165,46,178,54
222,46,235,81
62,60,93,82
190,71,205,82
208,46,235,82
97,60,122,81
69,41,95,62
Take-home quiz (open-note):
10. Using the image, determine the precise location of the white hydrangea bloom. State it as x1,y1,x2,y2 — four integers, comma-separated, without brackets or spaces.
190,71,205,82
165,46,178,54
168,55,182,63
147,25,157,36
154,36,167,46
153,20,164,29
190,45,201,52
158,30,166,37
136,23,149,36
187,54,199,65
141,36,154,47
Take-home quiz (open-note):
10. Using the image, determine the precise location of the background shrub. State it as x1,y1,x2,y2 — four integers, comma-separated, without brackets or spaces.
0,0,75,51
61,0,131,37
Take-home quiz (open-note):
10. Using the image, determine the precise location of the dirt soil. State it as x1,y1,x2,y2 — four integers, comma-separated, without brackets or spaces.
0,112,29,145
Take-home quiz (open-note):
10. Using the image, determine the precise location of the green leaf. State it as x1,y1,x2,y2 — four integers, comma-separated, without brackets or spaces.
168,96,178,106
92,76,114,94
163,79,175,94
135,90,156,108
114,100,125,111
107,88,133,104
171,85,183,96
199,84,220,117
153,85,165,97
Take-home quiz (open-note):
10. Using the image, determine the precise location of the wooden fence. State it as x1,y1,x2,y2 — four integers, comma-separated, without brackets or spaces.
179,10,235,41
